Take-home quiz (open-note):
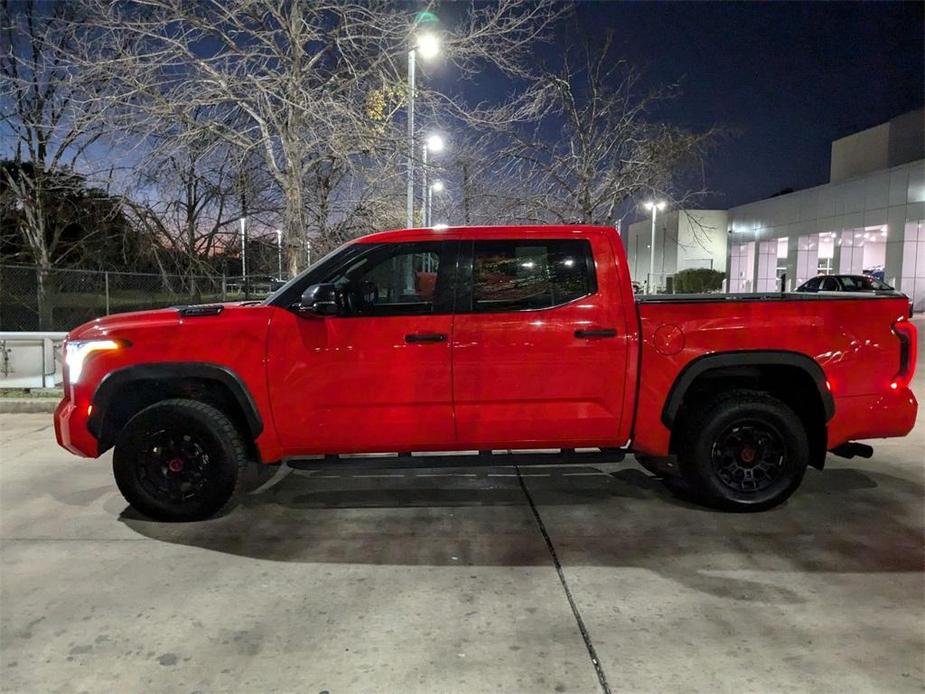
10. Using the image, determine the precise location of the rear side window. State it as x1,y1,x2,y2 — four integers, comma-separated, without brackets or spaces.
470,239,596,312
801,277,822,292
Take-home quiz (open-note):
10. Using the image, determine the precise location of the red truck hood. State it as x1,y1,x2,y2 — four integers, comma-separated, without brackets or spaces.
67,303,259,340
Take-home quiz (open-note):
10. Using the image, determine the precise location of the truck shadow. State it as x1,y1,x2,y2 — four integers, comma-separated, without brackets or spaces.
117,460,925,602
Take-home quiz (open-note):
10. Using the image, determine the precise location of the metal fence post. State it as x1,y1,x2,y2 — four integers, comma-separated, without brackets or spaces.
221,273,227,302
104,271,111,315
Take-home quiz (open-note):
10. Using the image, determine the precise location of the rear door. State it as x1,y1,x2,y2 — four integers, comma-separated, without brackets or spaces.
451,234,629,449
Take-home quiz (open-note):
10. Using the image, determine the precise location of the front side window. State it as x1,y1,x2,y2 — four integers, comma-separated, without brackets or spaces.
470,239,595,312
821,277,839,291
326,242,446,316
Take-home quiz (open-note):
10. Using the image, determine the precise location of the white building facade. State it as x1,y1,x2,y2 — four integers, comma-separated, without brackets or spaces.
725,110,925,309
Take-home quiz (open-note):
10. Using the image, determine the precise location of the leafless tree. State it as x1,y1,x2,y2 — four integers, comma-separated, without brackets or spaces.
0,0,120,325
69,0,559,276
478,33,722,228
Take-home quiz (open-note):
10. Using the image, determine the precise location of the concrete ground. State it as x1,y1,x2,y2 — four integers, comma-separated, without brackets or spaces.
2,337,923,693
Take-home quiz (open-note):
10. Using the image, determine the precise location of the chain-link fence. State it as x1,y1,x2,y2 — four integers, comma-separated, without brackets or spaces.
0,265,279,332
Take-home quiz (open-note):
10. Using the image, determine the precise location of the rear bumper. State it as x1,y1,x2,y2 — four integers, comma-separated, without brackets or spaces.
54,396,98,458
827,387,918,448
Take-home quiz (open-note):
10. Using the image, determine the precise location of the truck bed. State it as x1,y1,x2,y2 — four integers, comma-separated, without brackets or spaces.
631,292,916,456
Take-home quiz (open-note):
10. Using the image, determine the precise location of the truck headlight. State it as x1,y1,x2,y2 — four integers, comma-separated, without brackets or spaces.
65,339,125,384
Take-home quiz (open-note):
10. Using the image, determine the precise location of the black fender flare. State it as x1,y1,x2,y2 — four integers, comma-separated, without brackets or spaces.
661,350,835,428
88,362,263,442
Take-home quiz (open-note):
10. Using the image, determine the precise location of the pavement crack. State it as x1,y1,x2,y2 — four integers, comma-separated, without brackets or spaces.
515,466,612,694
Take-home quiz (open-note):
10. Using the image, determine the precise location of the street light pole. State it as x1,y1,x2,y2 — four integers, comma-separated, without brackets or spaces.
405,48,415,229
239,216,247,294
429,180,444,227
275,229,282,279
421,141,427,226
421,134,445,227
644,200,666,294
406,33,440,229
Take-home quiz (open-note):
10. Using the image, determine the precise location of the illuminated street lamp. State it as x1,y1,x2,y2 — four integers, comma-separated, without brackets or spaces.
406,33,441,228
416,32,440,60
643,200,667,294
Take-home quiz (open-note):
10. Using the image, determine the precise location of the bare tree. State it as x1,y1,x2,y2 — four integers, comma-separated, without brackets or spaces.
0,0,118,326
479,33,722,227
70,0,559,276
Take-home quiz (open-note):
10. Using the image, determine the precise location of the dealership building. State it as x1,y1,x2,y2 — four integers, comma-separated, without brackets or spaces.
625,109,925,310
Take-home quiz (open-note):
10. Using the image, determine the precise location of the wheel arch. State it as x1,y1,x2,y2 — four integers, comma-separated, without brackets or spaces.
88,363,263,455
663,350,833,469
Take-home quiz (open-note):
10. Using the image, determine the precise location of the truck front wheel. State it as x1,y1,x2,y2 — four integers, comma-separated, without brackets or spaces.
113,399,249,522
677,390,809,511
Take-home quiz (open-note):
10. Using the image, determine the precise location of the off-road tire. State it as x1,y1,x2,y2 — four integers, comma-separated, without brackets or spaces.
113,399,250,521
677,389,809,511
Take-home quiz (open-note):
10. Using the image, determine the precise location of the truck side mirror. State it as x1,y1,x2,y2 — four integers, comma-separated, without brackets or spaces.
295,283,339,317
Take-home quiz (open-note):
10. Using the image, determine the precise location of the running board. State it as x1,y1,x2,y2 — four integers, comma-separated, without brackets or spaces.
286,448,627,472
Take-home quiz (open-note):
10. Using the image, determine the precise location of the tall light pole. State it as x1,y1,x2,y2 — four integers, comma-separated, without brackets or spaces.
428,180,444,227
406,33,440,228
421,134,444,227
275,229,282,279
643,200,666,294
239,216,247,287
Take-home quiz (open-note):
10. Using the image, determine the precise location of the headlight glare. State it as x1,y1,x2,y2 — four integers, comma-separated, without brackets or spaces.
65,339,123,384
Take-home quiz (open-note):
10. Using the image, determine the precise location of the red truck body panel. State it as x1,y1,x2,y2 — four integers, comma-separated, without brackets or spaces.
634,295,917,455
54,225,917,465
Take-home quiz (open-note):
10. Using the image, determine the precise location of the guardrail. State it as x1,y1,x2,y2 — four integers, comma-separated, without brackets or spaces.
0,332,67,388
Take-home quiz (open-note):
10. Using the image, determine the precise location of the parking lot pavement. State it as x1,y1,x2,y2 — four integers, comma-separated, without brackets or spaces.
1,344,923,692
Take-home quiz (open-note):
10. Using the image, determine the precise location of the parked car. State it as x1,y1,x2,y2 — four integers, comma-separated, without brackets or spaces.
796,274,913,316
55,225,918,521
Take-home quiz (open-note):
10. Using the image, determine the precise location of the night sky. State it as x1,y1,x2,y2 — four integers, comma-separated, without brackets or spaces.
439,1,925,211
574,1,924,208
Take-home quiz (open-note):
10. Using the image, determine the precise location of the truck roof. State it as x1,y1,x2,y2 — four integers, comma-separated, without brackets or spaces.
354,225,618,244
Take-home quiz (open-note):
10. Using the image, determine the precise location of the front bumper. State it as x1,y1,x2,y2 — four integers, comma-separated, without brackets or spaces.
54,396,98,458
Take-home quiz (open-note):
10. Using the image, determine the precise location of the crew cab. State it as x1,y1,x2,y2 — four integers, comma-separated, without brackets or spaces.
54,225,918,521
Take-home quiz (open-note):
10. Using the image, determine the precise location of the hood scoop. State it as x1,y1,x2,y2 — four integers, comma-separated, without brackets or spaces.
177,305,224,317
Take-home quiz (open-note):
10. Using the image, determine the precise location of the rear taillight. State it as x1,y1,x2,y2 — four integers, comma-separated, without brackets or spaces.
891,318,917,390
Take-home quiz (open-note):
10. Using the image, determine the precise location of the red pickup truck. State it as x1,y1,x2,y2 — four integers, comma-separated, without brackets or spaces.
54,225,918,521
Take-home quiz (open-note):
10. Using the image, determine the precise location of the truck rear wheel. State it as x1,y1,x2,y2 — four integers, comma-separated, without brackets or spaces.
677,389,809,511
113,399,249,522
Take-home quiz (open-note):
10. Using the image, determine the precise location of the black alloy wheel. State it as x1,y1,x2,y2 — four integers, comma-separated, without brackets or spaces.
113,399,249,521
677,389,810,511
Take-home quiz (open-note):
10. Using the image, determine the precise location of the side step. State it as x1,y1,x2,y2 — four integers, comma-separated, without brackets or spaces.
829,442,874,459
286,448,627,472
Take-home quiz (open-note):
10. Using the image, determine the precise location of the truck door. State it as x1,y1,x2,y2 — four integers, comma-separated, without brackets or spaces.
266,241,458,455
451,235,629,449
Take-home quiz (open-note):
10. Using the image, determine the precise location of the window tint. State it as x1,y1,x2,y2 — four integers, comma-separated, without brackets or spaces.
471,239,595,312
326,243,444,316
821,277,839,291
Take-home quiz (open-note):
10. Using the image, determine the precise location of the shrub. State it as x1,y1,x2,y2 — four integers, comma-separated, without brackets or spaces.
673,268,725,293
